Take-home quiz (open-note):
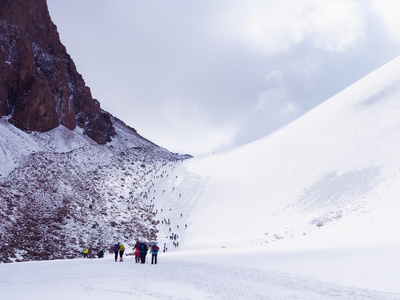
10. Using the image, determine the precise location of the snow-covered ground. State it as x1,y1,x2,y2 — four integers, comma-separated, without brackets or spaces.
1,56,400,298
0,250,399,299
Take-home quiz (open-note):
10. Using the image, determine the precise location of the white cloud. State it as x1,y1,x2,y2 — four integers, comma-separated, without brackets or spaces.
217,0,307,54
306,0,366,52
146,98,238,156
240,2,307,54
216,0,367,54
157,121,238,156
255,70,299,114
258,89,298,114
368,0,400,43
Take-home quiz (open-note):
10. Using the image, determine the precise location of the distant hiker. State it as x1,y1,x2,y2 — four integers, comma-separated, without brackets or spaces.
88,245,93,258
83,247,89,258
150,242,160,265
119,243,125,262
114,242,120,262
134,240,140,250
139,242,148,264
134,247,140,263
97,249,104,258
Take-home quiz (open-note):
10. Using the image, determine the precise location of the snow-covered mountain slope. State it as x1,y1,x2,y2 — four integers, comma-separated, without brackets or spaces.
0,117,93,177
146,56,400,252
0,114,184,178
0,113,189,262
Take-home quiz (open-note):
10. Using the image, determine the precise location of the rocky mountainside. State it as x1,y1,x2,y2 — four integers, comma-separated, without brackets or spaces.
0,0,191,263
0,0,114,144
0,106,189,263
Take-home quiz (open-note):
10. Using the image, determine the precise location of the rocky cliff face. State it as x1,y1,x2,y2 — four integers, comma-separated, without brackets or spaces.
0,0,115,144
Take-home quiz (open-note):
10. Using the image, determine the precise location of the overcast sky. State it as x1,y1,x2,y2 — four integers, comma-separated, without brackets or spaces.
47,0,400,156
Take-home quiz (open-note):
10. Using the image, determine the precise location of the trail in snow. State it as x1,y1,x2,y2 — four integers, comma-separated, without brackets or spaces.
139,161,208,252
0,254,398,300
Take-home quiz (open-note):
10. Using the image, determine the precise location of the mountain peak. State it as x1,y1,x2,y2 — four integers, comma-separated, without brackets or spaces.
0,0,115,144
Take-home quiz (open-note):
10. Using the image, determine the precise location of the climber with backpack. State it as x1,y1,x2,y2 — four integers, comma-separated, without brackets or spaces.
150,242,160,265
119,243,125,262
83,247,89,258
113,242,120,262
139,241,148,264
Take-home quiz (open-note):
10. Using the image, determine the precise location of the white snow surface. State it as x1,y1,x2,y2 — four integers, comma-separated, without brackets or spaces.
2,57,400,298
0,250,399,299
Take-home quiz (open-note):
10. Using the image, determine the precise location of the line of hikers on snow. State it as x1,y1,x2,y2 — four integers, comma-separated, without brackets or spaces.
82,241,159,264
113,241,160,264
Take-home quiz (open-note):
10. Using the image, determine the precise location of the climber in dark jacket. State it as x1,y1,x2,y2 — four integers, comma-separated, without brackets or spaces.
113,242,120,262
139,242,148,264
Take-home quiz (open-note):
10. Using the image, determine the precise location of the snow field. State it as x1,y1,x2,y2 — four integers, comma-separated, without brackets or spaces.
1,251,399,299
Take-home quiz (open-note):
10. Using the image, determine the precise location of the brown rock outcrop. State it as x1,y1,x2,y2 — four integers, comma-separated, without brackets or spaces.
0,0,115,143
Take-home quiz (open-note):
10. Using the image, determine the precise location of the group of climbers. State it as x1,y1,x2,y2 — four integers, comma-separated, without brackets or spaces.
113,242,125,262
133,241,160,264
84,241,160,264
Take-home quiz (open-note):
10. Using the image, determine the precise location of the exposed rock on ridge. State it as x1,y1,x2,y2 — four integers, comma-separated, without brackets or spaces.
0,0,115,144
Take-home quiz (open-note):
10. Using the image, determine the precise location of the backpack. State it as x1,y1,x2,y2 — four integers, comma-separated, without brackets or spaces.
114,243,119,251
140,242,148,252
152,245,159,253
